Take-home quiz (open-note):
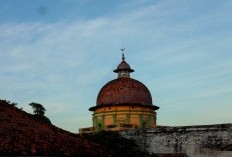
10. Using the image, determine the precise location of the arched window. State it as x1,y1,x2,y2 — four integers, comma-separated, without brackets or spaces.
98,123,102,132
142,122,147,129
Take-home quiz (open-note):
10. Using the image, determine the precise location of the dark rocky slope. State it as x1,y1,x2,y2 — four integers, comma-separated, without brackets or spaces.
0,100,110,156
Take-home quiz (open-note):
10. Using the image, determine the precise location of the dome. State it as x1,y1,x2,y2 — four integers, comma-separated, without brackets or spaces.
96,77,153,105
89,51,159,112
113,61,134,73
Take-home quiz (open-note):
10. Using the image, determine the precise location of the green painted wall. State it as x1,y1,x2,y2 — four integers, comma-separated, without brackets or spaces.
126,114,130,124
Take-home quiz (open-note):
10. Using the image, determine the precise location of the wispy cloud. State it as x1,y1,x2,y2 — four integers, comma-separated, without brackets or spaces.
0,0,231,131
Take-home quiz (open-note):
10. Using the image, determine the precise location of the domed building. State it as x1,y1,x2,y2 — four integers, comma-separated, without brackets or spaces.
87,51,159,132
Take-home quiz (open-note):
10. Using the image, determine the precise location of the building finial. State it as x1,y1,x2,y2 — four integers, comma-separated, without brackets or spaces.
122,52,125,61
114,47,134,77
120,46,125,61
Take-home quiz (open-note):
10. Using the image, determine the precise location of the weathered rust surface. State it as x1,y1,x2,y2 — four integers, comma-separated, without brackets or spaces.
96,77,153,106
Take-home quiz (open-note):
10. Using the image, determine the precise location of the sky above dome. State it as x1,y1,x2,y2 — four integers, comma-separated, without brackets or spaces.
0,0,231,133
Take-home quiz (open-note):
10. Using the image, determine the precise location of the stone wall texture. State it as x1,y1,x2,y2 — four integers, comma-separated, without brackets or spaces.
120,124,232,157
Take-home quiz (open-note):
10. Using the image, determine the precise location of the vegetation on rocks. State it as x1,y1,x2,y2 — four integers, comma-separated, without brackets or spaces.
28,102,51,124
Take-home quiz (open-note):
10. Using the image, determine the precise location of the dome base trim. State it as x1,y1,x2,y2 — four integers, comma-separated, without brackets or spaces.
89,103,159,111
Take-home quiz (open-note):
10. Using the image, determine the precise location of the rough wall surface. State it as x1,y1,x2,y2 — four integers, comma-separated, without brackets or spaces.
120,124,232,157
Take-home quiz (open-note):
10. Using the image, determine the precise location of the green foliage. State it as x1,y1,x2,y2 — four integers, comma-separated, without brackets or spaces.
29,102,46,115
32,114,51,124
1,100,17,106
82,131,158,157
28,102,51,124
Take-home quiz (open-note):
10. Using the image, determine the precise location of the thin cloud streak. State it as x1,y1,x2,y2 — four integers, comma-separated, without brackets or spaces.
0,0,231,132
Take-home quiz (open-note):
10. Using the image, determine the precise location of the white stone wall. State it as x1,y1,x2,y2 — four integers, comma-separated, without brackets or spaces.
120,124,232,157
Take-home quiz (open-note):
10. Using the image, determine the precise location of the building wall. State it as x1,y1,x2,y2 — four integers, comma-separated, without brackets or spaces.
92,105,157,131
120,124,232,157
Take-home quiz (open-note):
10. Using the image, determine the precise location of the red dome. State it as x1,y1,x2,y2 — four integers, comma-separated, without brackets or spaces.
96,77,153,105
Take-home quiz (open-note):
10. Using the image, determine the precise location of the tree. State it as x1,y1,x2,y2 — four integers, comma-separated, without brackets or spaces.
29,102,46,116
29,102,51,124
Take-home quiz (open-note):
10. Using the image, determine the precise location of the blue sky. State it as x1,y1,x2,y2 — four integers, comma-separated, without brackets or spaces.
0,0,231,133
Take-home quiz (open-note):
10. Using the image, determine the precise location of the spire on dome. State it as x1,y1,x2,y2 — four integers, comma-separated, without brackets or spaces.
120,47,125,61
122,53,125,61
113,48,134,78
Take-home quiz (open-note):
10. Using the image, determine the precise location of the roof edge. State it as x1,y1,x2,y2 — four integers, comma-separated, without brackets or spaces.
89,103,159,111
